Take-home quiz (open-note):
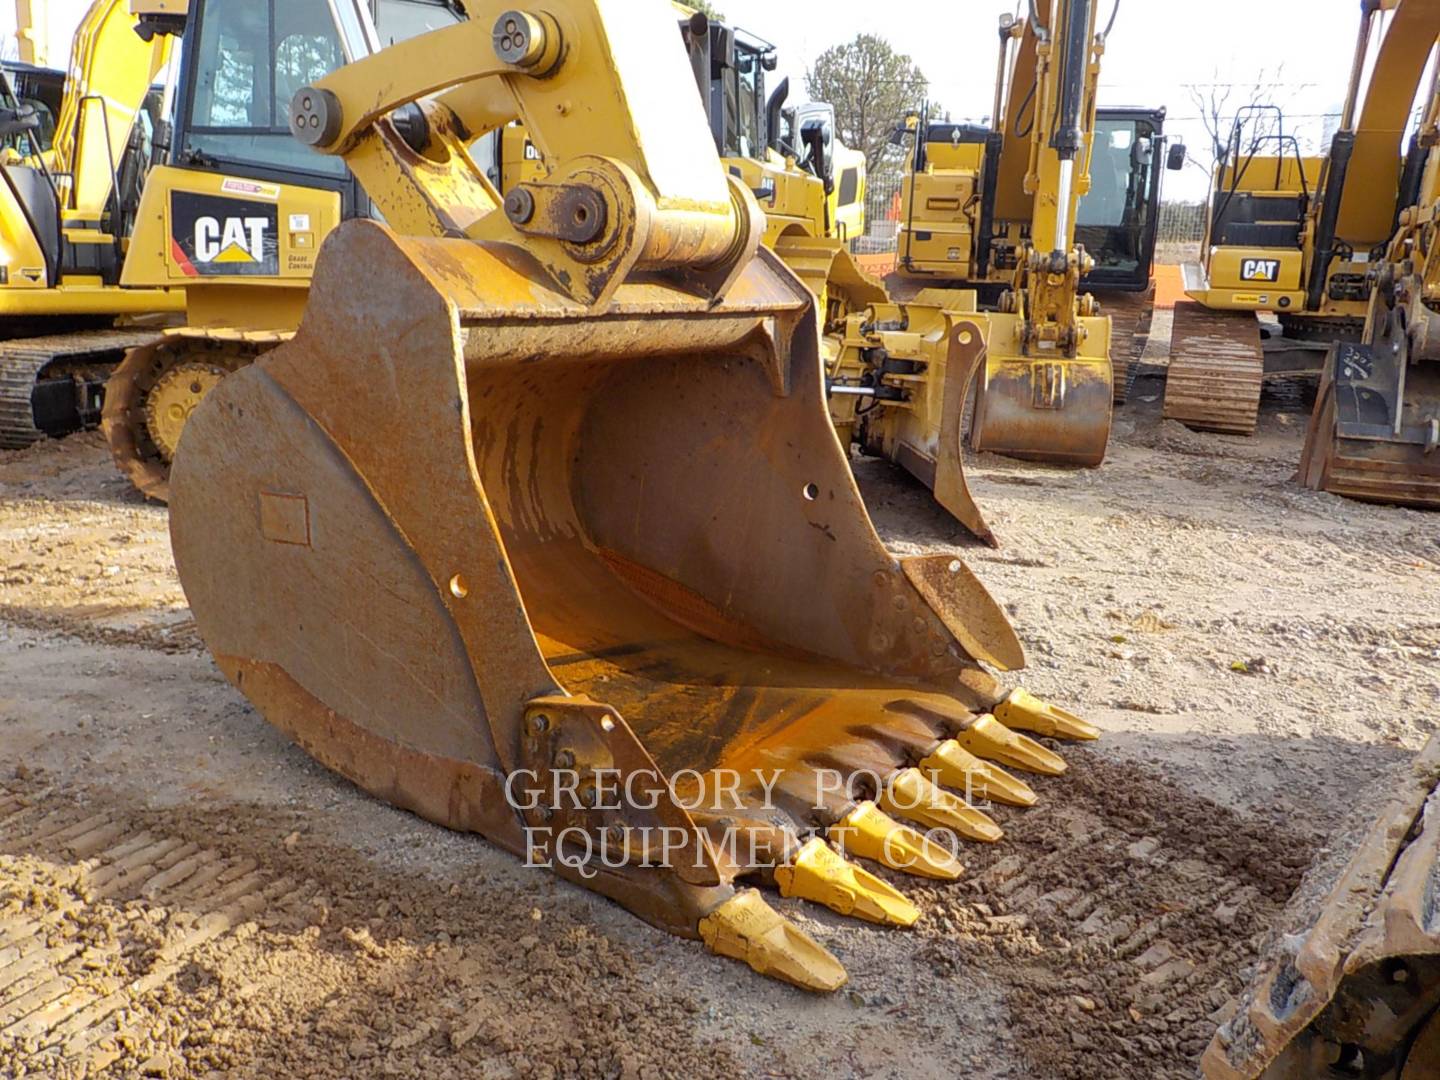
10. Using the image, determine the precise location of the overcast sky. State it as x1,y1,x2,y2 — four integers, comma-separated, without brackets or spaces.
0,0,1386,200
724,0,1368,201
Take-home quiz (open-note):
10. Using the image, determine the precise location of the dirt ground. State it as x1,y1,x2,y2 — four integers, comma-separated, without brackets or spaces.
1,345,1436,1078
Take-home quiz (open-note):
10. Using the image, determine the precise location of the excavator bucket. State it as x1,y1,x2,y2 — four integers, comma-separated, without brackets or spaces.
1202,736,1440,1079
969,310,1114,466
166,0,1097,989
168,219,1096,988
1298,339,1440,508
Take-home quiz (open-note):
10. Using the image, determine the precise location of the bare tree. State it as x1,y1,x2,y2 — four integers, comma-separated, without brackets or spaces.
1184,65,1298,180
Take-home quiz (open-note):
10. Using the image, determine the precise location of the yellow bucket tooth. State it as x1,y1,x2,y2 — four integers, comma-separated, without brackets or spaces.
879,767,1004,843
993,688,1100,741
698,889,849,992
774,837,921,928
919,739,1038,807
830,800,965,881
954,714,1068,777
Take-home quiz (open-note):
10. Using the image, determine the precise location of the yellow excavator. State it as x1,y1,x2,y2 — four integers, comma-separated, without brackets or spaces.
0,0,184,448
1296,32,1440,507
167,0,1097,990
872,1,1120,468
101,0,466,500
822,1,1146,544
1171,0,1437,443
894,100,1176,410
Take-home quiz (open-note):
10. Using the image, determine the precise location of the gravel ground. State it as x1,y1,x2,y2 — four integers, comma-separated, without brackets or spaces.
0,365,1435,1078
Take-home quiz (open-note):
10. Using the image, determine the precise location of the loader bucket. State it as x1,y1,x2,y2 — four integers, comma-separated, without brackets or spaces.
169,220,1094,989
969,312,1114,466
1298,340,1440,507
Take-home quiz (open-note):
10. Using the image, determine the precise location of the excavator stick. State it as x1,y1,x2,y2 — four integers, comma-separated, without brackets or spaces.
1202,736,1440,1079
163,0,1100,990
969,312,1114,466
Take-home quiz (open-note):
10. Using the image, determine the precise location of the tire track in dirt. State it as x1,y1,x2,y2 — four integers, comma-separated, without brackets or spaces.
0,780,742,1080
907,750,1318,1080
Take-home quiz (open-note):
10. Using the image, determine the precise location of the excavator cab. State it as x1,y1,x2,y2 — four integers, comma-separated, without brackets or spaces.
0,62,62,153
1077,108,1169,293
1077,106,1176,402
104,0,466,499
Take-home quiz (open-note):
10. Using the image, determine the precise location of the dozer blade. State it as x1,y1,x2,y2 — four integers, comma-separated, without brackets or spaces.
1202,736,1440,1080
969,313,1113,466
169,220,1094,989
1298,340,1440,507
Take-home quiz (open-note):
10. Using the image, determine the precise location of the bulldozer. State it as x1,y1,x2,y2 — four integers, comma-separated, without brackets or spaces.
166,0,1098,989
1170,0,1439,443
101,0,467,501
873,0,1134,469
1295,37,1440,507
1202,735,1440,1079
0,0,185,449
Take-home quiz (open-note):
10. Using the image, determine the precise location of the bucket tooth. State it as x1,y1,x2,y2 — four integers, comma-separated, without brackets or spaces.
878,767,1003,843
993,688,1099,741
954,714,1068,777
919,739,1038,807
698,889,849,992
774,837,920,927
830,800,965,881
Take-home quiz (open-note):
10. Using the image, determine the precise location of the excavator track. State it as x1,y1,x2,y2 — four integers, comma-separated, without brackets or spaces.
0,330,162,450
1097,285,1155,405
101,330,288,503
1163,302,1264,435
1202,736,1440,1079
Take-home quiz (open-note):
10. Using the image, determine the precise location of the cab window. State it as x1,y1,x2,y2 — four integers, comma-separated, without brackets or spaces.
375,0,464,46
184,0,348,176
722,45,764,159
